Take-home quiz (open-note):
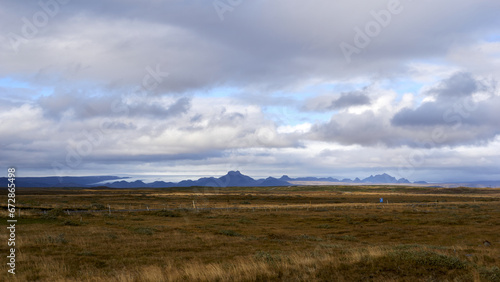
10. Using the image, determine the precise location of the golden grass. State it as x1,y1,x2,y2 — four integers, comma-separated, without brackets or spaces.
1,186,499,281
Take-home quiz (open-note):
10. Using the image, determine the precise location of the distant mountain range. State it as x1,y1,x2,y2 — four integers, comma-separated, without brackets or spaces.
280,173,411,184
0,176,124,188
103,171,290,188
1,171,499,188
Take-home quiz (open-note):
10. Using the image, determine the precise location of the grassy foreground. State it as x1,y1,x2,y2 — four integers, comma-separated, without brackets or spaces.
1,185,499,281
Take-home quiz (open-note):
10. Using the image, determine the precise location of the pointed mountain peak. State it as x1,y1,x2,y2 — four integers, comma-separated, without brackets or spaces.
280,175,292,181
362,173,398,183
397,178,410,183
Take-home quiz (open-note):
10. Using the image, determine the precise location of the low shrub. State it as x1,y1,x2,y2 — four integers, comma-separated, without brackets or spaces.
216,229,241,236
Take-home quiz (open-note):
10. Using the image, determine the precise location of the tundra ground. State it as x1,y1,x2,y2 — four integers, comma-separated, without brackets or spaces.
1,185,499,281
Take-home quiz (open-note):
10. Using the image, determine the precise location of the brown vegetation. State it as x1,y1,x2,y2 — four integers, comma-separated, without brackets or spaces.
1,185,499,281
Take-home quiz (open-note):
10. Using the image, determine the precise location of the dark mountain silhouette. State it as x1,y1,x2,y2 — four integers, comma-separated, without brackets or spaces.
279,175,293,181
362,173,396,183
279,173,413,184
0,172,416,187
360,173,411,183
104,171,291,188
218,170,257,186
3,172,494,188
397,178,411,184
259,177,291,187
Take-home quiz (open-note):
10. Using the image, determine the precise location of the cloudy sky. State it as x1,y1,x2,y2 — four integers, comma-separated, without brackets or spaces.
1,0,499,182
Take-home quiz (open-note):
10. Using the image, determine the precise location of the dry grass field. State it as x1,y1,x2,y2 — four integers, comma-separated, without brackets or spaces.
1,185,499,281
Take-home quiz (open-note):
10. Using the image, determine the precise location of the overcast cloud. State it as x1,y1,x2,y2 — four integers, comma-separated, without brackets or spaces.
1,0,499,182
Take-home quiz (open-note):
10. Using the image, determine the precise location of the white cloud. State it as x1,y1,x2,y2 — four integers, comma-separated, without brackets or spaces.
277,123,312,134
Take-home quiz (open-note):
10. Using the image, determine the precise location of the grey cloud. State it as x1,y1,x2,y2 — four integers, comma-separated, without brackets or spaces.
132,97,191,118
310,74,500,148
38,92,190,120
426,72,484,100
391,102,449,127
311,109,500,148
190,114,203,123
304,90,371,111
82,151,225,165
391,100,500,128
310,111,409,147
392,73,498,127
330,92,371,110
104,122,137,131
1,1,500,94
0,95,301,174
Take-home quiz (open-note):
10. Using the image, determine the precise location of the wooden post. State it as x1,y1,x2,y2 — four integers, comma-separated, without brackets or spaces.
108,204,111,215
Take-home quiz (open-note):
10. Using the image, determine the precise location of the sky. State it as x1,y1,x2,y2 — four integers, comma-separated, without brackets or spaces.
1,0,500,182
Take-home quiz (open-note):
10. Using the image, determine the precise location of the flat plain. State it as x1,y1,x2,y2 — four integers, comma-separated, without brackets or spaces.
1,185,499,281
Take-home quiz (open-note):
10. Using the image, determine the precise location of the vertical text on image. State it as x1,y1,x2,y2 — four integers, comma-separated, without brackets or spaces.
7,167,17,275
